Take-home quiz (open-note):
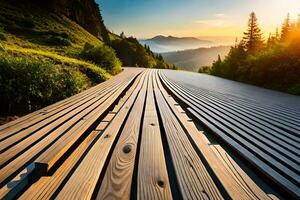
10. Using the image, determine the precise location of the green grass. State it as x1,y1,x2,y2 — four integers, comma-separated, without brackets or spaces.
0,1,117,118
0,1,103,56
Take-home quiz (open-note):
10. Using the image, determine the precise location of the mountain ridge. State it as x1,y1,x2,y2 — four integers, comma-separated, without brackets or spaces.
139,35,213,53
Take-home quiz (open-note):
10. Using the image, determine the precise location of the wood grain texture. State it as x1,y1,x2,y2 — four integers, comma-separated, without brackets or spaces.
96,70,149,200
54,71,147,200
153,72,223,200
155,72,271,200
137,70,172,200
159,71,300,198
18,75,140,200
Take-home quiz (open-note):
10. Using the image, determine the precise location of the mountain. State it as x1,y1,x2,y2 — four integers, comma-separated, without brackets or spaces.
139,35,213,53
9,0,109,42
162,46,231,72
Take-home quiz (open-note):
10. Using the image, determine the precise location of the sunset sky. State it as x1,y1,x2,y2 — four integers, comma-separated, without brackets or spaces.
100,0,300,39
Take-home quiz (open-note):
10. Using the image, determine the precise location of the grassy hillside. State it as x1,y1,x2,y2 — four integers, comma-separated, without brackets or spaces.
0,1,118,119
0,1,103,58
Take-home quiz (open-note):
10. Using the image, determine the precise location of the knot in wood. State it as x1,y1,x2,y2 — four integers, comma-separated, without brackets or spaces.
157,180,165,188
123,145,132,154
150,123,155,126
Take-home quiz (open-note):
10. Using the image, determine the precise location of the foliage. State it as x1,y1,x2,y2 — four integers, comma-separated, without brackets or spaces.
198,66,211,74
0,32,6,41
80,43,122,74
210,12,300,95
110,36,174,69
44,35,71,46
0,53,90,115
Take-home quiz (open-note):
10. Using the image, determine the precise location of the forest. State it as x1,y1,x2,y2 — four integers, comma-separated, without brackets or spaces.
206,13,300,95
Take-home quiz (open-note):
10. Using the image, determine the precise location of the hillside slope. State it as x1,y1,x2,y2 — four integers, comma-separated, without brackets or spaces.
0,1,115,118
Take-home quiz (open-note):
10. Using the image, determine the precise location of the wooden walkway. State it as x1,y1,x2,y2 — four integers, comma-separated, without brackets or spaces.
0,68,298,199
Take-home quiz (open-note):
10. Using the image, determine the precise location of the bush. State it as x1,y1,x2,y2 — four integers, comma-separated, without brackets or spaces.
0,53,88,115
44,35,71,46
0,43,4,52
0,32,6,41
198,66,211,74
79,64,110,84
80,43,122,74
16,18,35,29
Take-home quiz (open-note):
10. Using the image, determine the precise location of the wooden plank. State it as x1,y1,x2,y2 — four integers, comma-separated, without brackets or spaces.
162,77,300,174
153,72,223,200
169,78,300,135
155,72,271,200
34,75,137,175
185,86,300,146
159,72,300,199
137,70,172,200
54,71,147,200
0,71,140,186
18,69,145,200
96,70,149,200
168,81,300,165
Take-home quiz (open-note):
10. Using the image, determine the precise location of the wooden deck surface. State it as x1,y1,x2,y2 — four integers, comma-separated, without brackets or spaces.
0,68,299,199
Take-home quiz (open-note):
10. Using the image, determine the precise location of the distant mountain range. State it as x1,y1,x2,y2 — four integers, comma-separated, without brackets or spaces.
139,35,213,53
162,46,231,72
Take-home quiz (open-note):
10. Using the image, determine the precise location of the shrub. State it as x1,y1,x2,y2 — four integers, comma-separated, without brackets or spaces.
16,18,35,29
0,43,4,52
79,64,110,84
198,66,211,74
44,35,71,46
80,43,122,74
0,32,6,41
0,53,88,115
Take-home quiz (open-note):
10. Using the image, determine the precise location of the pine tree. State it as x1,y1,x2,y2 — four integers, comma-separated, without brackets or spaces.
242,12,264,53
274,28,279,40
281,13,291,42
95,3,110,44
120,32,126,39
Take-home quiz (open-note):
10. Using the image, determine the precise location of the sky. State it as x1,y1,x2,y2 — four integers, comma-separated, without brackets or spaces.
99,0,300,39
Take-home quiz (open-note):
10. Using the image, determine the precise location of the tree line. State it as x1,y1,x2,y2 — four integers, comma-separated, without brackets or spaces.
207,12,300,95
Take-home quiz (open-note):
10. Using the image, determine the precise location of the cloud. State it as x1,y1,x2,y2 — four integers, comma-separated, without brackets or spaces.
194,19,226,27
215,13,225,18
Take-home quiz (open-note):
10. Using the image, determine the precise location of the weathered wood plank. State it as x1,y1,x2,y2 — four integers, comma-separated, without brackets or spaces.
153,72,223,200
137,70,172,200
155,72,271,200
17,69,145,200
159,71,300,198
96,70,149,200
54,71,147,200
161,76,300,176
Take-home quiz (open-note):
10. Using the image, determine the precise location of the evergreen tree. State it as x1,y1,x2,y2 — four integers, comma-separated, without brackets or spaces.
95,3,110,44
281,13,291,42
275,28,280,41
120,32,126,39
242,12,264,53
